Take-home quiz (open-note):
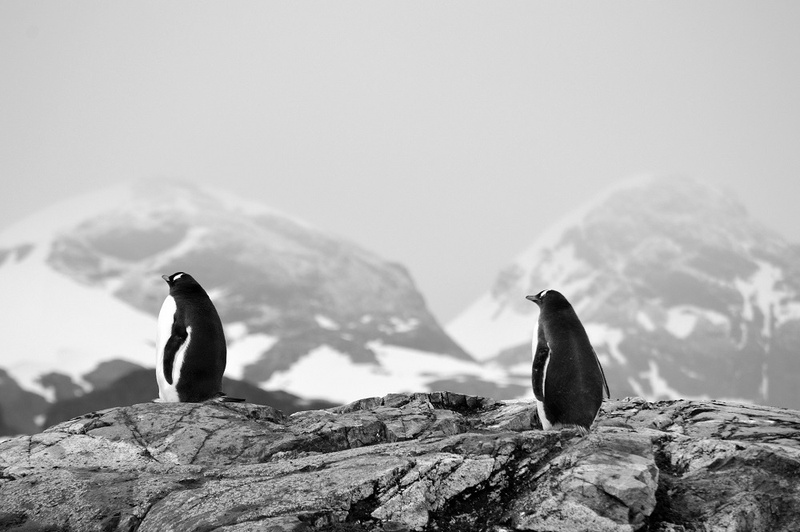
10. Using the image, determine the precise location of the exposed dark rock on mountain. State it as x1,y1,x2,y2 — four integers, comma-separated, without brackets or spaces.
0,180,484,430
450,176,800,408
82,359,147,390
45,181,469,367
0,410,12,439
2,392,798,531
0,369,48,436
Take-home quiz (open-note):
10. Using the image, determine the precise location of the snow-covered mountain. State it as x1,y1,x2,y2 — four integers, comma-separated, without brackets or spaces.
6,175,797,433
0,179,514,434
448,175,800,409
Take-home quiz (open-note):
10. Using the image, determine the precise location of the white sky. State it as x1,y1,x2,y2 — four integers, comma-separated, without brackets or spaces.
2,1,799,323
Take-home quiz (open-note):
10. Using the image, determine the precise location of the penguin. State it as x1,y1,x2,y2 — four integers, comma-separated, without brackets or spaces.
526,289,609,433
155,272,242,402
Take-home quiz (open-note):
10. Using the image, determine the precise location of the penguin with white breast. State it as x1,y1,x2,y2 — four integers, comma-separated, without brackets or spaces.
526,289,609,433
156,272,242,402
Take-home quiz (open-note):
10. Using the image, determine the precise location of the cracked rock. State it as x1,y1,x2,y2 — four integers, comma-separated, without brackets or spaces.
1,394,799,531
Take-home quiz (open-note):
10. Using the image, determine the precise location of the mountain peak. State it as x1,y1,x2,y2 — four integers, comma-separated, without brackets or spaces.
0,180,495,434
448,175,800,408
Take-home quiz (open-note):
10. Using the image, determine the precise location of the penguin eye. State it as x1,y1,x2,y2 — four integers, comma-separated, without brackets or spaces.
539,289,549,299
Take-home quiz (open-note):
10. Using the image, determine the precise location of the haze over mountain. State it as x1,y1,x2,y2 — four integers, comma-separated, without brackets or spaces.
448,175,800,409
0,179,511,434
2,175,799,435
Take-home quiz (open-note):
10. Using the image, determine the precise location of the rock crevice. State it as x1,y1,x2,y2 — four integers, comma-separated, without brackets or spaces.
1,393,799,531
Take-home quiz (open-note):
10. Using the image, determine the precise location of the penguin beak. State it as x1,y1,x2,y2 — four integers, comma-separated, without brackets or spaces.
526,294,541,305
161,274,171,284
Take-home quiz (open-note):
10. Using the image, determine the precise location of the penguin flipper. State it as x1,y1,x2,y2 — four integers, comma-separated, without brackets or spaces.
162,322,189,385
592,348,611,399
531,340,550,401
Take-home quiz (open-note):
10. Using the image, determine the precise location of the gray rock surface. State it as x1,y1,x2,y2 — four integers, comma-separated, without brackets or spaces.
1,392,799,531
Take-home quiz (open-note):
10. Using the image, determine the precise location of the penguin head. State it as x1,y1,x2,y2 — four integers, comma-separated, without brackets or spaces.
526,289,570,311
162,272,203,293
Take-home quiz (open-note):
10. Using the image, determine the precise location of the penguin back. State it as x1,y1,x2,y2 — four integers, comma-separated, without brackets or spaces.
528,289,609,431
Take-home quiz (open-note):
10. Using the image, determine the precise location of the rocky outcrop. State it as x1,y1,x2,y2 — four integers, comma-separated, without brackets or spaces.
1,392,799,531
42,369,338,429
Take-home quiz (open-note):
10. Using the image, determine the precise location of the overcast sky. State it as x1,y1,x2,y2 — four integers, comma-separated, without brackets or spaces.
2,2,799,323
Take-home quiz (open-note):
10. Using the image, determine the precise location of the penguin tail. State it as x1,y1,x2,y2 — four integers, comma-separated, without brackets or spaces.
210,392,246,403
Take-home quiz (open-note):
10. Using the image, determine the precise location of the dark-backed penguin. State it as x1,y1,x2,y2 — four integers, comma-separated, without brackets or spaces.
527,289,609,433
156,272,242,402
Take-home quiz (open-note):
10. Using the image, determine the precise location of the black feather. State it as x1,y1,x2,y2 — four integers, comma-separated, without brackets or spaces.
531,326,550,401
593,348,611,399
162,311,187,385
161,272,227,402
528,289,609,432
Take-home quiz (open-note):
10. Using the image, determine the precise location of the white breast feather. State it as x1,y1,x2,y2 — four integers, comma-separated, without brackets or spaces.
537,400,551,430
533,326,553,430
541,345,550,398
537,349,552,428
155,296,185,402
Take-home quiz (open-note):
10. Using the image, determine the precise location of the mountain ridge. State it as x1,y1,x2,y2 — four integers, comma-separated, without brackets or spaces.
448,175,800,409
0,179,489,434
3,175,800,436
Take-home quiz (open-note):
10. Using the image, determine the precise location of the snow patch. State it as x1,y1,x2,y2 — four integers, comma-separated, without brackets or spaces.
663,306,730,339
371,341,509,382
735,260,792,336
632,361,752,404
636,311,656,332
261,342,512,403
161,226,211,262
504,361,531,378
584,323,627,365
388,317,420,333
447,292,536,360
315,315,340,330
627,377,647,399
640,361,685,400
225,322,248,340
225,323,278,380
261,345,408,403
759,362,769,401
0,247,153,396
777,302,800,326
665,308,699,339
